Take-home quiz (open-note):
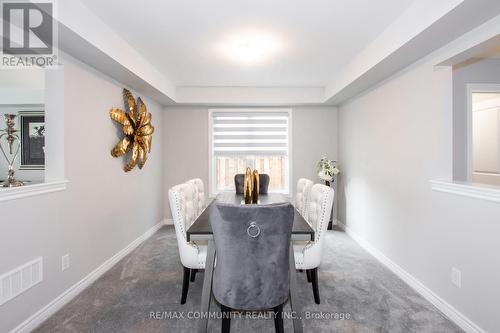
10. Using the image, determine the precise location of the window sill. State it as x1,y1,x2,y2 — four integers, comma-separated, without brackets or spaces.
0,180,69,203
430,180,500,203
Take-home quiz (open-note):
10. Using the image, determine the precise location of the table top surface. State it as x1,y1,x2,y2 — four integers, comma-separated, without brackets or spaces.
186,192,314,241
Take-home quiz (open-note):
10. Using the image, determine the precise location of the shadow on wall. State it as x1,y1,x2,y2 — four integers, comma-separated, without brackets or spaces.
337,173,347,227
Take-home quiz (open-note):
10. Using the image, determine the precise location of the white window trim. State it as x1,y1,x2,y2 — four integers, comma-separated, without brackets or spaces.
466,83,500,182
208,108,293,197
430,180,500,203
0,179,68,203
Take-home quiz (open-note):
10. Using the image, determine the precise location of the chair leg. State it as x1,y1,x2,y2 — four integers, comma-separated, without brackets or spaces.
273,304,284,333
180,266,191,304
190,269,198,282
306,269,312,283
311,267,320,304
221,304,231,333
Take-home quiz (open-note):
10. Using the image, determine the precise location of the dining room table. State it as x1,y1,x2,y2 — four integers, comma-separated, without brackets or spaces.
186,192,315,333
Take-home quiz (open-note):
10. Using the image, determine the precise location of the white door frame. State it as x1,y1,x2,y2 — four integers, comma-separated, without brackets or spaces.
466,84,500,181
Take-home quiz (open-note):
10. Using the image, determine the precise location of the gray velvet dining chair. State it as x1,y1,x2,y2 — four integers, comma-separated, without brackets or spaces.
209,202,294,333
234,173,270,194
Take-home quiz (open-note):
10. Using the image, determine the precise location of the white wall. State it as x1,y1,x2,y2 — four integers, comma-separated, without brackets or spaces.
163,106,337,220
338,39,500,333
0,54,164,332
0,69,44,91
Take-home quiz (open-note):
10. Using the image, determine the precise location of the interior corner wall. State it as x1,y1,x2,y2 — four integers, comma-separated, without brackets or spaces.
452,58,500,181
338,45,500,333
162,105,338,221
0,53,164,332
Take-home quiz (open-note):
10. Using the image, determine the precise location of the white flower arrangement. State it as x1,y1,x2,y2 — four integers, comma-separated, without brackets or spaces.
317,156,340,182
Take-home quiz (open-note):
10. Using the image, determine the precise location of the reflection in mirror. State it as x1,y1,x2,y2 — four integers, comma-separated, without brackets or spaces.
0,69,45,187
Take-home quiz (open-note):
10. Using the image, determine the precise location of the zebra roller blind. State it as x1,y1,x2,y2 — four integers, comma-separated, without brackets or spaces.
211,110,290,156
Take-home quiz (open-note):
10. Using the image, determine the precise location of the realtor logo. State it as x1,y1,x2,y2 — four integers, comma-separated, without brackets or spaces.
1,0,57,68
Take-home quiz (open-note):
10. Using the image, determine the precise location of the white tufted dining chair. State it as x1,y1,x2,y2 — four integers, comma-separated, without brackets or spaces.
168,181,207,304
294,183,334,304
187,178,206,217
295,178,314,217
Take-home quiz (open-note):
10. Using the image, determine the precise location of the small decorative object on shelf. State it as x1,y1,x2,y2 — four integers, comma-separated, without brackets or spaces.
0,114,25,187
317,155,340,187
109,89,155,172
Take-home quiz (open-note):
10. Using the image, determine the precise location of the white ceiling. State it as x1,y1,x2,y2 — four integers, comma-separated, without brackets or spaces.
81,0,414,87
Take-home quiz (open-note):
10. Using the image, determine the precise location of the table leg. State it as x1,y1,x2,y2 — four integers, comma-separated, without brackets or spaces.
197,240,216,333
289,244,303,333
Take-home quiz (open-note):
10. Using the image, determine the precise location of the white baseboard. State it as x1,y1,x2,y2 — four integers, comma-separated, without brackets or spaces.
10,221,164,333
165,218,174,225
343,225,485,333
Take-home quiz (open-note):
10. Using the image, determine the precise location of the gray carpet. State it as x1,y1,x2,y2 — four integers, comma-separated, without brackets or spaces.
35,226,462,333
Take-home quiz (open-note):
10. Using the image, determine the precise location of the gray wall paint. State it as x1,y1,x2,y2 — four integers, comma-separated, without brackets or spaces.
0,54,164,332
163,106,338,220
452,58,500,181
338,54,500,331
163,106,209,221
291,106,338,188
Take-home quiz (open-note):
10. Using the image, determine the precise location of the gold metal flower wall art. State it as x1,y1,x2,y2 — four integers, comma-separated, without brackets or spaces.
109,89,154,172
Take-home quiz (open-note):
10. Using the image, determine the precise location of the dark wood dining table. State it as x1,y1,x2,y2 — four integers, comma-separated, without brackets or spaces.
186,193,314,333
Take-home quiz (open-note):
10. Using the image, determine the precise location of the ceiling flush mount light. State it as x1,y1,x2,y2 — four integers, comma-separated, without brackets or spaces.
216,31,282,65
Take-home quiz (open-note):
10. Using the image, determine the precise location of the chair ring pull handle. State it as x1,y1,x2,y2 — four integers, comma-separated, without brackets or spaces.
247,221,260,238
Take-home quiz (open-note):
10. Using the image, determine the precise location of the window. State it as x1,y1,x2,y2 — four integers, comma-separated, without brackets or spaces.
209,109,291,195
0,66,67,202
432,40,500,201
470,90,500,186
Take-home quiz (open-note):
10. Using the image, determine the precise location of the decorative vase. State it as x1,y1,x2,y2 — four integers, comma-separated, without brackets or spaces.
0,114,24,187
251,169,259,204
243,167,253,204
